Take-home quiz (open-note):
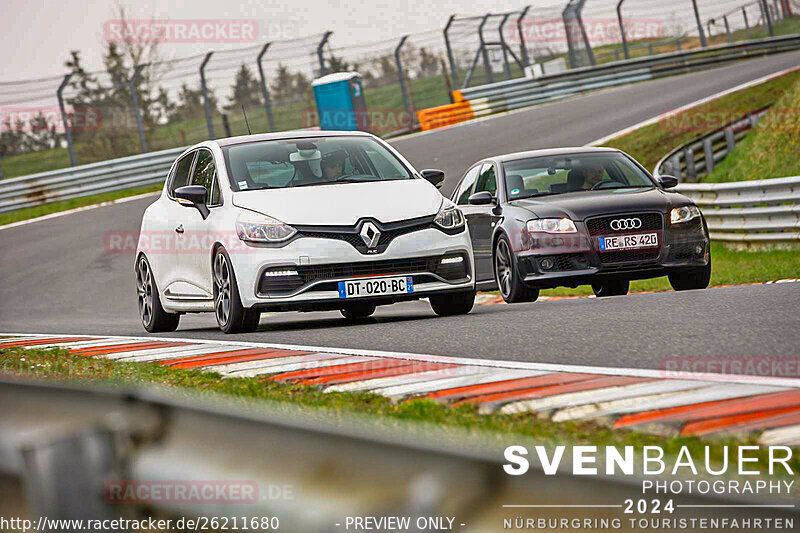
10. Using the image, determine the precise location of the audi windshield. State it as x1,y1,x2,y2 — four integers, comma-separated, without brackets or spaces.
223,136,413,191
502,152,655,200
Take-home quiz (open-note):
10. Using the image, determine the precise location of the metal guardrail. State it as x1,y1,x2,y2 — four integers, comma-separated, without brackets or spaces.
654,107,771,181
417,33,800,131
675,176,800,244
0,146,187,214
1,378,797,532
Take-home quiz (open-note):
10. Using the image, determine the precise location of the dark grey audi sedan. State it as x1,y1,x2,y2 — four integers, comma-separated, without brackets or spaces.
451,147,711,302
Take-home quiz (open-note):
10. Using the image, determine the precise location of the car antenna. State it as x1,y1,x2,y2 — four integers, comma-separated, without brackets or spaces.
241,104,252,135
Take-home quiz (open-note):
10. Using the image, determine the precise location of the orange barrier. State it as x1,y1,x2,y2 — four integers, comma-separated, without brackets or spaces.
417,95,474,131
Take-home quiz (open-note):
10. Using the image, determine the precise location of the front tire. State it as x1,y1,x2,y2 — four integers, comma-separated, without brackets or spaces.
494,235,539,303
213,248,260,334
136,255,180,333
430,290,476,316
592,279,630,297
341,303,376,320
669,257,711,291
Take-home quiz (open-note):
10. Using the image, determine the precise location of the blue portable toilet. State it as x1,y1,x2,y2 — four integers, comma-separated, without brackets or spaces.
312,72,369,131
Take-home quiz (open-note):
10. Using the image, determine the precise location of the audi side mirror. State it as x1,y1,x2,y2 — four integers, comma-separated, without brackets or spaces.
175,185,210,219
468,191,495,205
657,175,679,189
421,169,445,189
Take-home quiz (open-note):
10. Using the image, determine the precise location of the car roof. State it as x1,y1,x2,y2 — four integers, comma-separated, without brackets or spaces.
489,146,622,163
210,130,374,148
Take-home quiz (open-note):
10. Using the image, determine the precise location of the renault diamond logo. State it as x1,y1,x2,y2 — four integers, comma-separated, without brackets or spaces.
359,221,381,248
610,218,642,231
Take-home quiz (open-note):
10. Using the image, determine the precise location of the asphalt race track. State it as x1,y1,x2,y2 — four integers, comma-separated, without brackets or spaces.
2,52,800,372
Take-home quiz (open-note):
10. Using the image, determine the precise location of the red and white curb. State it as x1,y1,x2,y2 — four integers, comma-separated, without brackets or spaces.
2,333,800,446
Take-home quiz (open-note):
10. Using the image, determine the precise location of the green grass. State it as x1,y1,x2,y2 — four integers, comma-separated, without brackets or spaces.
2,345,797,476
602,69,800,172
537,241,800,297
705,75,800,182
0,183,161,227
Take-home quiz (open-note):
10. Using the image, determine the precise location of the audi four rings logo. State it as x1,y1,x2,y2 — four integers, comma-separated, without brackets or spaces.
610,218,642,231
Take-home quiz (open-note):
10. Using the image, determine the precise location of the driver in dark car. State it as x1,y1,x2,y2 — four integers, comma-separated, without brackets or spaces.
321,149,348,181
581,162,606,190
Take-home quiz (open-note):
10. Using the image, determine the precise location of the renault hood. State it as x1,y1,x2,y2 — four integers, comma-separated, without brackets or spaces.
231,179,443,225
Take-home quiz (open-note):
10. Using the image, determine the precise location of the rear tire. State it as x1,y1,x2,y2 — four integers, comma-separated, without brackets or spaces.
136,255,180,333
341,303,376,320
669,257,711,291
213,248,260,334
495,235,539,303
430,291,476,316
592,279,630,297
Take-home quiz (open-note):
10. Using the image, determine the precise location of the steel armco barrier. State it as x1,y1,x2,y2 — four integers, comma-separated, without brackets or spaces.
675,176,800,246
1,378,797,531
654,106,771,181
0,146,187,214
417,33,800,131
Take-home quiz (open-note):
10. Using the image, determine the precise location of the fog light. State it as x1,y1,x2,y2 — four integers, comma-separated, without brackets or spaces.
440,256,464,265
541,258,555,270
695,244,703,255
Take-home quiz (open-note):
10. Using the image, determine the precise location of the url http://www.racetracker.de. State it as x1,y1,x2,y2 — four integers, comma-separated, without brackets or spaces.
0,516,281,532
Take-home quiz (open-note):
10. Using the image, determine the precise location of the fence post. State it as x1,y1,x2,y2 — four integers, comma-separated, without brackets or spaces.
394,35,412,127
703,138,714,175
723,15,732,43
444,15,460,88
691,0,708,48
617,0,629,59
671,154,683,181
517,6,531,67
478,14,494,84
576,2,596,66
498,14,513,80
57,74,77,167
200,52,216,139
256,42,275,132
724,127,735,154
743,7,751,39
129,64,148,153
317,31,332,76
221,114,232,137
685,148,697,182
761,0,774,36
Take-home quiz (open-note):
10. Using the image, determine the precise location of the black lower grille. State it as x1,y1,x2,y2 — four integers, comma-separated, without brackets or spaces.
586,212,663,236
598,249,660,264
298,257,437,284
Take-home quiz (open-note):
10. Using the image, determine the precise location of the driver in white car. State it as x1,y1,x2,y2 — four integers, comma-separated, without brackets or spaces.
321,149,348,181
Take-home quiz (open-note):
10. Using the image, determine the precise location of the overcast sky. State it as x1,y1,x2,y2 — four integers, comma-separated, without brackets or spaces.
2,0,558,82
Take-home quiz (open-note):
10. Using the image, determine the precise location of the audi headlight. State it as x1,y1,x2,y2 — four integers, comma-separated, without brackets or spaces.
434,200,465,230
527,218,577,233
236,210,296,243
670,205,701,224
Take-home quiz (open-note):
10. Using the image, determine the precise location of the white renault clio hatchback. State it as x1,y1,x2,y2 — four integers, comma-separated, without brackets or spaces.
136,131,476,333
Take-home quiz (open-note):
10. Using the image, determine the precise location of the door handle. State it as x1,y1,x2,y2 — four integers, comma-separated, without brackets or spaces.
175,224,184,234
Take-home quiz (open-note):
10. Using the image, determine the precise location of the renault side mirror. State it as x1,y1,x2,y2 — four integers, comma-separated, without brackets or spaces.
174,185,210,219
421,169,445,189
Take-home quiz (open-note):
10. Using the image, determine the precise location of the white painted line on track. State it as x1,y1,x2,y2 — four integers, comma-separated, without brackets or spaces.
587,65,800,146
4,332,800,389
0,191,160,231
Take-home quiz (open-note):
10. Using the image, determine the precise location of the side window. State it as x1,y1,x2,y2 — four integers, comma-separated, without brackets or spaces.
169,153,195,196
474,163,497,196
191,150,221,206
455,165,481,205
